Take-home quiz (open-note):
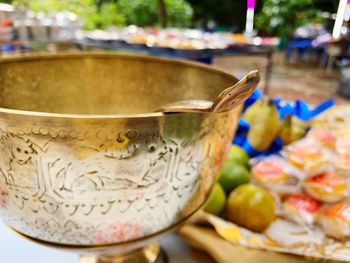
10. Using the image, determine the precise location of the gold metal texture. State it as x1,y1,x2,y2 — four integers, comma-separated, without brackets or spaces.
9,225,165,263
0,53,241,250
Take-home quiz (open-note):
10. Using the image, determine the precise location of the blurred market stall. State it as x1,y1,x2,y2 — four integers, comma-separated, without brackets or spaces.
0,3,82,54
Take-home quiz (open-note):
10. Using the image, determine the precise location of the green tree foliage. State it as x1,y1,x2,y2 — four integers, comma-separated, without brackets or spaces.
12,0,124,30
255,0,333,38
187,0,263,31
164,0,193,27
96,2,125,29
116,0,193,27
11,0,192,29
116,0,158,27
6,0,337,32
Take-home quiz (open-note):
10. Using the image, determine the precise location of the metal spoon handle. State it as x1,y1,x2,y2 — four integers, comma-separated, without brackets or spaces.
210,70,260,113
156,70,260,114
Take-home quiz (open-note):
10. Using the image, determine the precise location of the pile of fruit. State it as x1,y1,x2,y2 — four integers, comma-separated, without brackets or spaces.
237,97,311,155
204,145,275,232
205,102,350,240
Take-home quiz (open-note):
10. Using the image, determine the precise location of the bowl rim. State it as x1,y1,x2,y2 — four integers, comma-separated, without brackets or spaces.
0,52,238,119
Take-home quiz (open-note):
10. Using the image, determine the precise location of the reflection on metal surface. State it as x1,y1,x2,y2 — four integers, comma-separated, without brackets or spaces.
80,242,163,263
0,53,244,259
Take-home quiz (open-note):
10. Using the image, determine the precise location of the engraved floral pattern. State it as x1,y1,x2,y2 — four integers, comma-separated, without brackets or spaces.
0,181,9,207
0,109,236,245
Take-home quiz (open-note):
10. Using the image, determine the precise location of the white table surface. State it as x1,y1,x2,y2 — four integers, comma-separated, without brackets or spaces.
0,223,196,263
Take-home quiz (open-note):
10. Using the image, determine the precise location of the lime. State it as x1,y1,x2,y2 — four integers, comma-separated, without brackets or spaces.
226,145,250,168
226,184,275,232
204,183,226,216
218,162,250,194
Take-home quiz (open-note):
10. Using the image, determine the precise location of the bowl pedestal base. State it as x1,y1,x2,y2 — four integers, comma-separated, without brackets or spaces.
80,242,167,263
7,225,168,263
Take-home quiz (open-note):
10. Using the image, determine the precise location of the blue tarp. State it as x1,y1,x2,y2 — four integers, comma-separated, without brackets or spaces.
234,89,334,157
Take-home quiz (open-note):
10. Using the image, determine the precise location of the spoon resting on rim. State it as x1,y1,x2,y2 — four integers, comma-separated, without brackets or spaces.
156,70,260,114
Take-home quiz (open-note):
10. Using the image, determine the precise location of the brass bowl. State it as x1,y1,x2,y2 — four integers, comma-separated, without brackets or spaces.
0,53,243,261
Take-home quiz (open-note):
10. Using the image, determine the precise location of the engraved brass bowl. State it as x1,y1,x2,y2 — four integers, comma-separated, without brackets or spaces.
0,53,245,261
